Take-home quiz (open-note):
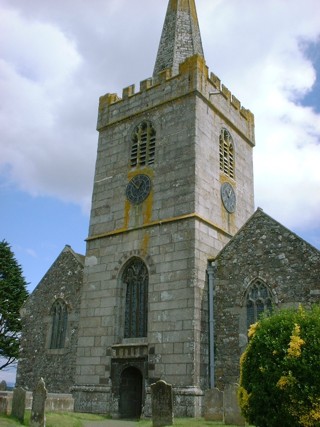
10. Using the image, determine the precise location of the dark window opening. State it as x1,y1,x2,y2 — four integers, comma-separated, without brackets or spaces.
50,299,68,349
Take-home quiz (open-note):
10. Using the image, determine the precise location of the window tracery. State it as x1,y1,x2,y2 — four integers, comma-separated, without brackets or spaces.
123,259,148,338
246,279,273,329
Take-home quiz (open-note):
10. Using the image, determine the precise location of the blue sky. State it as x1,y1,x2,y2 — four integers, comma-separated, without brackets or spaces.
0,0,320,296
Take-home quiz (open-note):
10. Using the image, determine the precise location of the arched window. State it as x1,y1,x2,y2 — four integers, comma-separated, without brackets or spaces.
246,280,273,330
130,121,156,167
219,128,234,179
123,259,148,338
50,299,68,349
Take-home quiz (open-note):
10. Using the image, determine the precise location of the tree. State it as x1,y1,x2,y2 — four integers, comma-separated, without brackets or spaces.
0,240,28,370
239,305,320,427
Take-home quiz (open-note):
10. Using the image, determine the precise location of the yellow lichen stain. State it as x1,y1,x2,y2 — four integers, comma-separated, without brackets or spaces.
124,168,154,230
124,199,131,230
141,233,150,257
179,55,208,78
169,0,199,24
143,190,153,225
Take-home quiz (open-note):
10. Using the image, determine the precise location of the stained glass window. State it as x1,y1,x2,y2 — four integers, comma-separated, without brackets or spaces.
123,259,148,338
246,280,273,330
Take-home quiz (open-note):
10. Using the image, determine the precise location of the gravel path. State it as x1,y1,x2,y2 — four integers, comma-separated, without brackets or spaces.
83,420,139,427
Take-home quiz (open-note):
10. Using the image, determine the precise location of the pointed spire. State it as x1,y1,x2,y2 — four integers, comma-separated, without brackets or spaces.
153,0,204,77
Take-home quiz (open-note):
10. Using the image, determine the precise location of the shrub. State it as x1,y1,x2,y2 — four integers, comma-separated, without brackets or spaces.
239,305,320,427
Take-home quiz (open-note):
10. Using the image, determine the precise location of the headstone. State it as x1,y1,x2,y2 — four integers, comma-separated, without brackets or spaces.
30,378,48,427
11,387,26,423
151,380,173,427
0,380,7,391
204,388,224,421
0,395,8,415
224,384,245,426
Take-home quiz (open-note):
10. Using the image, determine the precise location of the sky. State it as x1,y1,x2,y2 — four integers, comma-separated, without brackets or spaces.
0,0,320,302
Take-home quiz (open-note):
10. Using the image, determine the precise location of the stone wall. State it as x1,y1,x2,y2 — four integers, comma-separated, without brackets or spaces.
16,246,84,393
213,209,320,388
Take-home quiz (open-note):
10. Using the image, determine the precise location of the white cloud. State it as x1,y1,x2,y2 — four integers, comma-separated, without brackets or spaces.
197,0,320,231
0,0,319,234
0,5,95,211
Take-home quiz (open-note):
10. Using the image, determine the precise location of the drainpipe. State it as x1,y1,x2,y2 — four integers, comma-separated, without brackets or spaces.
207,261,216,389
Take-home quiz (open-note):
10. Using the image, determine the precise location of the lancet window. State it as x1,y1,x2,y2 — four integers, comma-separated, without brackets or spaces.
50,299,68,349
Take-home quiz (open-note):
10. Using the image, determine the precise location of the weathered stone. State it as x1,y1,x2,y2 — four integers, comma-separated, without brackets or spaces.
11,387,26,423
16,245,84,394
30,378,47,427
151,380,173,427
204,388,224,421
153,0,204,76
0,380,7,391
224,384,245,426
214,209,320,389
0,395,8,415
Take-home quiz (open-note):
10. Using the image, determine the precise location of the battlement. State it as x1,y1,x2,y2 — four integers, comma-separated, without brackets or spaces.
98,55,255,143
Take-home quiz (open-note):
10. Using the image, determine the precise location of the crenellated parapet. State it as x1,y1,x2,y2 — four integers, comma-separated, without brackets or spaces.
97,55,255,145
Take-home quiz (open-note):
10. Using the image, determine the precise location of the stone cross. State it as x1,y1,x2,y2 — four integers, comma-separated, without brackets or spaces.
30,378,48,427
151,380,173,427
11,387,26,423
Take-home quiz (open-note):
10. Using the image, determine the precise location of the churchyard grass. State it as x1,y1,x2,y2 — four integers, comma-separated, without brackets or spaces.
0,413,253,426
137,419,253,427
0,411,110,426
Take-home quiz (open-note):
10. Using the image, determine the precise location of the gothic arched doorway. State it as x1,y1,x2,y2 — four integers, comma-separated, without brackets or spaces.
119,367,143,419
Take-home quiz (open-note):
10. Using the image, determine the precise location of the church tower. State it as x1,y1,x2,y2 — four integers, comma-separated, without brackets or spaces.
73,0,255,417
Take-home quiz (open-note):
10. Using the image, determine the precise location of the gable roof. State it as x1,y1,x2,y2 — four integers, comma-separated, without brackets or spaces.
215,208,320,261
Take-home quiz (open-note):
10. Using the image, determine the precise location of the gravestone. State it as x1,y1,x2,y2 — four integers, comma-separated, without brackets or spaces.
151,380,173,427
0,380,7,391
0,395,8,415
224,384,245,426
30,378,48,427
11,387,26,423
204,388,224,421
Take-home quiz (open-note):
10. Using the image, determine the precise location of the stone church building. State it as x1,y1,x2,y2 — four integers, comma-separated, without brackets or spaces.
16,0,320,419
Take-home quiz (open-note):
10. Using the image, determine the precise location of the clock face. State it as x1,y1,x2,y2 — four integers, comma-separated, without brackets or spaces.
221,182,236,213
126,174,151,205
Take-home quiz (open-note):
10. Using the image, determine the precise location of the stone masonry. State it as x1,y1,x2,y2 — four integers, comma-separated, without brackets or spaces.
73,0,255,415
213,209,320,388
16,246,84,393
153,0,204,77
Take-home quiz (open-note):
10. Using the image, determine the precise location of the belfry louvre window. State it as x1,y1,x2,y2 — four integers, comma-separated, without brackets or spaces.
123,259,148,338
219,128,235,179
130,121,156,167
246,280,273,330
50,299,68,349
